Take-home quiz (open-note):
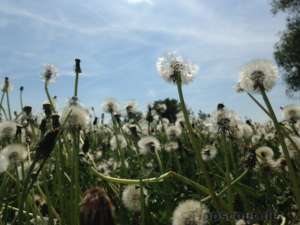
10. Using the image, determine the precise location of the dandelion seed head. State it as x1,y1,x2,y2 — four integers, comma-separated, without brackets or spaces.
255,146,274,163
0,144,27,164
279,136,300,159
110,135,127,150
62,104,91,130
165,141,179,152
42,64,58,83
137,136,161,155
172,199,208,225
239,59,278,93
156,52,198,85
102,98,119,114
166,125,182,140
201,145,218,161
0,121,18,140
122,185,148,212
282,104,300,122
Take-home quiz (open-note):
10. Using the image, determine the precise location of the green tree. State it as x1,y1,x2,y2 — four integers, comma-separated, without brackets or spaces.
272,0,300,92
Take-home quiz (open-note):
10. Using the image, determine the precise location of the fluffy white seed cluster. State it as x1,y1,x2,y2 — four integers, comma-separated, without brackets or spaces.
238,59,278,93
0,144,27,173
61,103,91,130
122,185,148,212
110,134,127,150
156,52,198,85
201,144,218,161
102,98,119,114
0,121,18,140
137,136,161,155
43,64,58,83
172,200,208,225
282,104,300,122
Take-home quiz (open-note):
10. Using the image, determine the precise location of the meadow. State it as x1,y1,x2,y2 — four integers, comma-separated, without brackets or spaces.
0,52,299,225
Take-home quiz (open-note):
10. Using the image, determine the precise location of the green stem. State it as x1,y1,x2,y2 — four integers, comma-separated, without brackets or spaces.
6,92,12,120
44,82,56,113
175,75,226,211
258,86,300,216
74,71,79,97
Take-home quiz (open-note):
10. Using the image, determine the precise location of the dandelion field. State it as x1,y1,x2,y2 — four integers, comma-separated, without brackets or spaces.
0,54,299,225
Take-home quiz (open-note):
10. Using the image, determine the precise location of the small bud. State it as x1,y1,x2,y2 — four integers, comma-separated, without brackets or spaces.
217,103,225,110
20,86,24,92
35,129,59,160
43,103,52,117
75,58,82,74
23,106,32,116
80,187,115,225
51,114,60,129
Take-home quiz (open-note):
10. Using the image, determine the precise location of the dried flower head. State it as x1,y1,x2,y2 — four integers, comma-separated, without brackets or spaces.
137,136,161,155
0,144,27,164
42,64,58,83
0,121,18,140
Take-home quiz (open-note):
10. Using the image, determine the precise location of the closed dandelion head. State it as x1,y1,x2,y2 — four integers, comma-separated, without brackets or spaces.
1,77,13,93
122,185,148,212
156,52,198,85
239,59,278,93
274,157,288,172
201,144,218,161
0,144,27,164
125,101,138,113
255,146,274,163
102,98,119,114
282,104,300,122
0,121,18,140
172,199,208,225
110,135,127,150
137,136,161,155
42,64,58,83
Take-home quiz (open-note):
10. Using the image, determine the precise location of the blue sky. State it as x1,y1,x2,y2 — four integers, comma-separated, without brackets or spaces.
0,0,296,121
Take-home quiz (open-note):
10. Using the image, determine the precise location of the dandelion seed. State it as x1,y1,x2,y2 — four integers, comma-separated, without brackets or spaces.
137,136,161,155
172,199,208,225
239,59,278,93
122,185,148,212
42,64,58,83
156,52,198,84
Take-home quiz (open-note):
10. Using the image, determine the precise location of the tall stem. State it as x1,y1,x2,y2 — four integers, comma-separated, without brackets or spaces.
6,92,12,120
44,82,56,113
175,75,227,212
74,71,79,98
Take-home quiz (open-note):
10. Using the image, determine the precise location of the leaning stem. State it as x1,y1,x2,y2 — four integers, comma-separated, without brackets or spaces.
259,85,300,216
44,82,56,113
5,92,12,120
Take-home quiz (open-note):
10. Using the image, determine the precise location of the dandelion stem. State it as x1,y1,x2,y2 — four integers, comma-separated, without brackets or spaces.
44,82,56,113
5,92,12,120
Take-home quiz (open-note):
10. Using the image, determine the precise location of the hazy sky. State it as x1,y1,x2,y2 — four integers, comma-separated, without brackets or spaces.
0,0,296,121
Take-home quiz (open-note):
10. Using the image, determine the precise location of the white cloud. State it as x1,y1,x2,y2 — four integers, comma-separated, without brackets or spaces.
127,0,153,5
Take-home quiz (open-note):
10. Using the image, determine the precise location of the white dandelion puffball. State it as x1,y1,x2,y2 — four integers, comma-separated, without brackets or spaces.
110,135,127,150
102,98,119,114
0,121,18,140
255,146,274,163
166,125,182,140
0,144,27,164
156,52,198,84
239,59,278,93
62,104,91,129
0,154,9,173
282,104,300,121
172,199,208,225
201,145,218,161
137,136,161,155
279,136,300,159
165,141,179,152
122,185,148,212
42,64,58,83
